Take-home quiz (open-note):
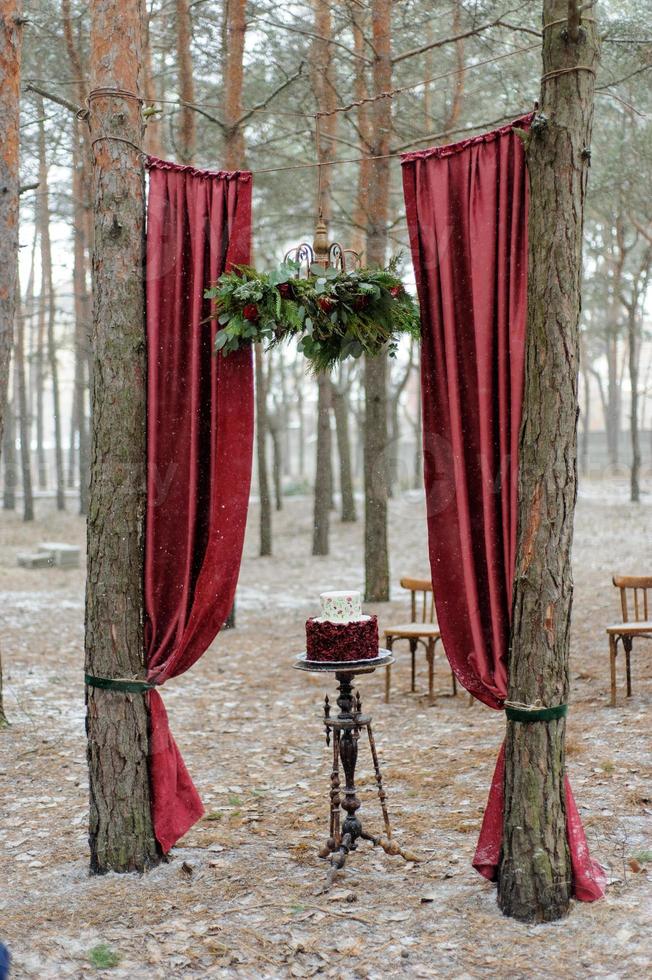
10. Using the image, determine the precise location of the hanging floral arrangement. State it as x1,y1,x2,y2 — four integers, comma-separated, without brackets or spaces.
204,257,420,373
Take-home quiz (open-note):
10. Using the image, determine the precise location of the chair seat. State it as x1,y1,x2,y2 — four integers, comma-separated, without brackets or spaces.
606,621,652,636
384,623,441,640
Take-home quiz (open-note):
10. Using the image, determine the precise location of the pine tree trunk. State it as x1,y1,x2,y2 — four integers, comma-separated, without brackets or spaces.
629,319,640,504
72,121,90,515
255,343,272,556
2,395,16,509
0,648,7,728
414,363,423,490
312,0,337,225
312,373,332,555
37,104,66,511
580,362,590,477
143,7,163,157
499,1,599,923
35,277,47,491
85,0,159,874
0,0,22,467
332,375,357,523
15,284,33,521
606,335,621,467
350,9,370,256
269,413,283,512
175,0,195,164
297,371,305,479
363,0,391,602
223,0,246,170
387,352,414,498
67,389,77,488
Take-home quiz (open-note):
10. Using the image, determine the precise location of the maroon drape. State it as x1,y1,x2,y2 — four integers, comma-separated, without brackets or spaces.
145,158,254,852
402,119,605,902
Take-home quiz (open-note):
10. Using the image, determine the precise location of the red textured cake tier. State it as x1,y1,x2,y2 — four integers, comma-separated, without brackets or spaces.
305,615,379,662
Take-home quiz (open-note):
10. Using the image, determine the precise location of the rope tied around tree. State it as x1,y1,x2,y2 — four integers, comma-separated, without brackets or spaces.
541,66,597,85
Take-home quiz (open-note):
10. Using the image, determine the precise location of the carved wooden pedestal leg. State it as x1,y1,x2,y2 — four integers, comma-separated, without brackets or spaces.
320,670,417,886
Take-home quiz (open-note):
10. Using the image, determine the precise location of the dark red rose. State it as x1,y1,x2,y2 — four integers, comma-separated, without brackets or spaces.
389,285,402,298
319,296,335,313
354,294,369,311
243,303,260,322
277,282,292,298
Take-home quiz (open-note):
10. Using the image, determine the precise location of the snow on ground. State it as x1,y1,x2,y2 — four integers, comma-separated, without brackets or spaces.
1,479,651,978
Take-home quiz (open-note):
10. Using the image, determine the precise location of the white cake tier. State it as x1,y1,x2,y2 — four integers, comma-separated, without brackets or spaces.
312,614,372,625
320,590,363,623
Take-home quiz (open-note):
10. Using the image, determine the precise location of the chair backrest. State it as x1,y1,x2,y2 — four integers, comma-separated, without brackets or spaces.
613,575,652,622
400,576,435,623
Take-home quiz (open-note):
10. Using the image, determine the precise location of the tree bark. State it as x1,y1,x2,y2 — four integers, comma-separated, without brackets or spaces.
499,1,599,923
85,0,159,874
363,0,391,602
332,369,357,523
312,372,332,555
175,0,195,164
255,343,272,556
0,0,22,466
37,102,66,511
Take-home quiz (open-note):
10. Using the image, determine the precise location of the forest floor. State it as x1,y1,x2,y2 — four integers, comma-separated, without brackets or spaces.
1,478,651,979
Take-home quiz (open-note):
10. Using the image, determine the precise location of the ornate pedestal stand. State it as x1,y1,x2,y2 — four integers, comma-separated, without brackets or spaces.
294,650,416,886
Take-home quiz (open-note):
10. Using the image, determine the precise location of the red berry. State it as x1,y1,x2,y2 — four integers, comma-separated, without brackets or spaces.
390,285,402,298
243,303,259,322
277,282,292,298
319,296,335,313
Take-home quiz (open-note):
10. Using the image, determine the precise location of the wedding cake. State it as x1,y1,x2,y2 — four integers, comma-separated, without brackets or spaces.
305,590,378,662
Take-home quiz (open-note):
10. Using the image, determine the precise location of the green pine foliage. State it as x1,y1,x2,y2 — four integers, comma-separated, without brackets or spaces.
205,257,420,373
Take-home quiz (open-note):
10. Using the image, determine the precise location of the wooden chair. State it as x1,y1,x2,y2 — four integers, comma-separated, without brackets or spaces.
606,575,652,707
383,577,457,705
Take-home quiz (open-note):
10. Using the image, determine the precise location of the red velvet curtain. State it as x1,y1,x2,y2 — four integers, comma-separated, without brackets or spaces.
402,119,605,902
145,158,254,852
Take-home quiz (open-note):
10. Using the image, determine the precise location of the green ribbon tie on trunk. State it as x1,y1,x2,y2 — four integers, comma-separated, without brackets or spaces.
504,700,568,723
85,674,155,694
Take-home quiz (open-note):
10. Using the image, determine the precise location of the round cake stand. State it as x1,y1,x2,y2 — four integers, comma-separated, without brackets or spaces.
294,650,416,887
